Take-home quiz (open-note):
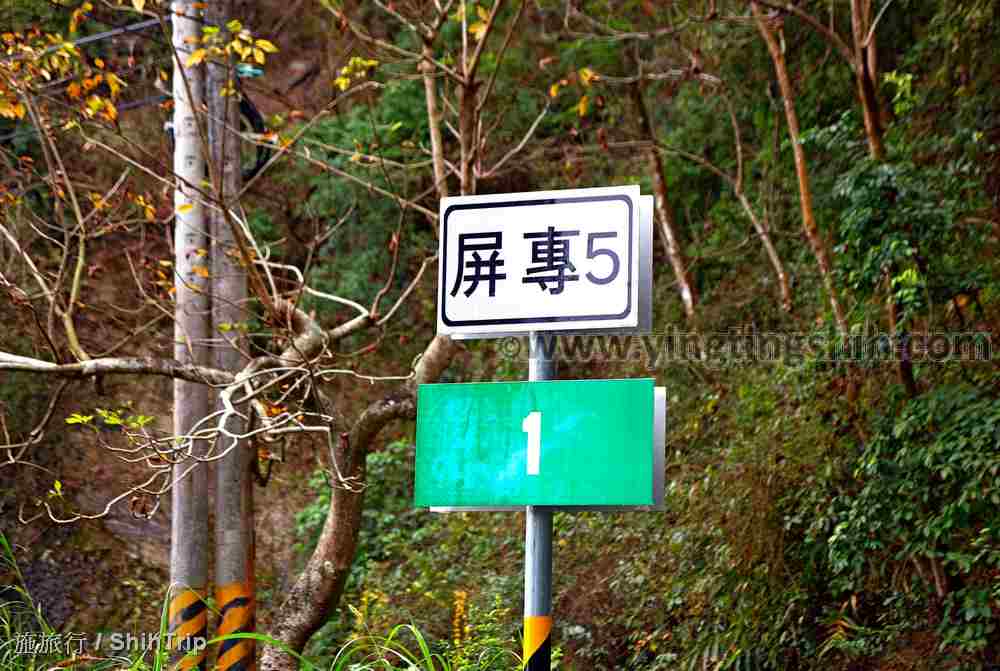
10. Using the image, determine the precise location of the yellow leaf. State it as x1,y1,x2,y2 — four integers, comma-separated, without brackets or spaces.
253,47,265,64
255,38,278,53
477,5,490,21
177,203,194,214
549,82,560,98
577,95,589,117
579,67,598,86
106,73,124,99
469,21,487,41
185,48,206,67
132,0,146,11
192,265,209,278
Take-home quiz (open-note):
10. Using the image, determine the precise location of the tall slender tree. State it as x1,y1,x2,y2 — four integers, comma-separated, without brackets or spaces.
169,1,211,667
630,77,700,325
206,1,256,668
752,2,849,336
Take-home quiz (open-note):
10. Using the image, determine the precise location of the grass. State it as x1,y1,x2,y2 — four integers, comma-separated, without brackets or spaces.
1,530,521,671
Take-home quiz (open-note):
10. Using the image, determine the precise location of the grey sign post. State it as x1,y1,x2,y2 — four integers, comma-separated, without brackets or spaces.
524,332,555,669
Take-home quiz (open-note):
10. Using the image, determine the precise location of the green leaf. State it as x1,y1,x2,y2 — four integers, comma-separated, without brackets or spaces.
65,412,94,425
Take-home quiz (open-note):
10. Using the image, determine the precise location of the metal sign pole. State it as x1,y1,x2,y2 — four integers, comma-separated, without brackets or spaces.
524,332,554,670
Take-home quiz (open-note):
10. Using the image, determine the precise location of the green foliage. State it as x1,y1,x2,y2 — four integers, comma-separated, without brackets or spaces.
283,78,435,326
0,0,72,37
297,440,530,668
0,532,55,671
447,594,521,671
293,469,331,557
832,149,986,325
331,622,451,670
817,385,1000,658
0,532,173,671
64,405,156,432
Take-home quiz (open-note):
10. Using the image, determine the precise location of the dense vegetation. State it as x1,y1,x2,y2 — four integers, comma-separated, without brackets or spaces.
2,0,1000,669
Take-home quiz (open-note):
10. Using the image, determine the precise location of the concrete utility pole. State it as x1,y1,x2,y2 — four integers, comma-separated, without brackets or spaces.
169,1,210,668
524,332,554,670
206,2,255,669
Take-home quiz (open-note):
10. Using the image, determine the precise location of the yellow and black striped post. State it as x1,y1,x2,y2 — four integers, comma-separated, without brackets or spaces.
168,588,207,671
215,582,255,671
523,614,552,670
523,333,555,670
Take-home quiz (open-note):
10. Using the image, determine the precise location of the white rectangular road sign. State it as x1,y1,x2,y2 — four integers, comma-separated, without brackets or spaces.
438,186,643,336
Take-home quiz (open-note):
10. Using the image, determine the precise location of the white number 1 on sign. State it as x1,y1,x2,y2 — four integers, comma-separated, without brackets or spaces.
522,411,541,475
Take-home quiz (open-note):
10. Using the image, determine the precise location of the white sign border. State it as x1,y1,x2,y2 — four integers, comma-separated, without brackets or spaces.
438,186,649,338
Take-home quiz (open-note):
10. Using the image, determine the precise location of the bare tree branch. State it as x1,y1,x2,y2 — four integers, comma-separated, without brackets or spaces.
0,351,234,386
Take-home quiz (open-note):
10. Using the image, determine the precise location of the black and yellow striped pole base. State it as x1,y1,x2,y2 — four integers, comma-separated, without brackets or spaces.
523,615,552,670
168,588,207,671
215,582,256,671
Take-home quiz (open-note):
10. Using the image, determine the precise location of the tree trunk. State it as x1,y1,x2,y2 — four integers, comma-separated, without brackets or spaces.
886,291,918,397
421,47,449,202
629,80,699,325
753,2,849,337
458,79,477,196
207,1,256,669
851,2,918,395
851,0,886,161
169,2,210,668
259,396,416,671
733,190,793,312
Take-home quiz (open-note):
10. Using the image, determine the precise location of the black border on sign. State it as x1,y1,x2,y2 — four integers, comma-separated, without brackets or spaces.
441,194,634,327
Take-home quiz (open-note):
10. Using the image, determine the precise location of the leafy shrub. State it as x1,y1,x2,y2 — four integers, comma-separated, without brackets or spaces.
817,385,1000,662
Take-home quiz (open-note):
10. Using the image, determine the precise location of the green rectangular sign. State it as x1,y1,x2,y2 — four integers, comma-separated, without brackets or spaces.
415,378,654,507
